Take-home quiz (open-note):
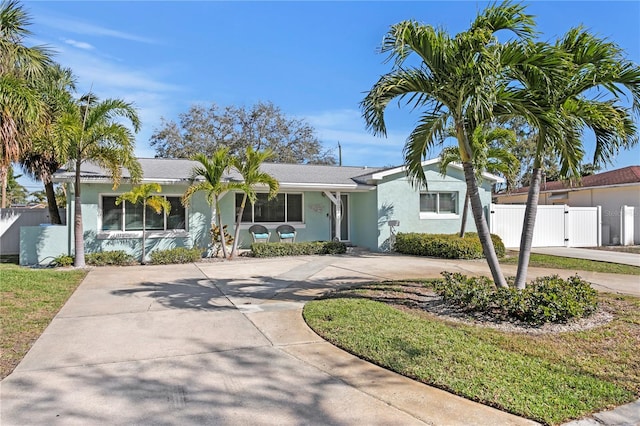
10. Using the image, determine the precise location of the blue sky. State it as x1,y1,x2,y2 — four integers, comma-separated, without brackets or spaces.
19,1,640,190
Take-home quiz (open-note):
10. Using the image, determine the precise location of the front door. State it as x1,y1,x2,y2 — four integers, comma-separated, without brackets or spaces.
330,194,349,241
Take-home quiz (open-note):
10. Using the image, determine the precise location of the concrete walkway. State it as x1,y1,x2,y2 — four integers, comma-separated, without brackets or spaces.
531,247,640,267
1,254,638,425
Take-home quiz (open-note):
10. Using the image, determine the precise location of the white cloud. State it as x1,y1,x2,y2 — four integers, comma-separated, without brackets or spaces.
37,14,158,45
63,38,94,50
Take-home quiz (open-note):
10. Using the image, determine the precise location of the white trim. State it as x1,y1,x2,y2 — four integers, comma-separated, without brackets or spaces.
97,230,190,240
419,213,460,220
238,223,306,230
370,157,505,183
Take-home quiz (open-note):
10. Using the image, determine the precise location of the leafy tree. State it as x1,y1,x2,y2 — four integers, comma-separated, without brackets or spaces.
438,124,519,237
28,189,46,204
361,1,553,288
117,183,171,264
0,0,52,207
55,93,141,268
150,101,335,165
4,166,26,205
513,27,640,289
230,147,279,258
182,148,240,259
20,63,76,224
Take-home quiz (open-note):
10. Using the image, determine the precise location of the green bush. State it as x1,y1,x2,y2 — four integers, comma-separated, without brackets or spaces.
86,251,136,266
251,241,347,257
434,272,598,325
52,254,74,267
149,247,202,264
394,232,505,259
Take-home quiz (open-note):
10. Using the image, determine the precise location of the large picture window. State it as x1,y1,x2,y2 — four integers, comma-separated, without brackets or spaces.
420,192,458,214
101,195,186,231
236,192,303,223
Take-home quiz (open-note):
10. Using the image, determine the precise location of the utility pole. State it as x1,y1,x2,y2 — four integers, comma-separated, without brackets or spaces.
338,142,342,166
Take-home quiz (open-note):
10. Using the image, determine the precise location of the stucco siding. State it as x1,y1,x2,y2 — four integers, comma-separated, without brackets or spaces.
373,164,493,251
20,225,70,265
350,191,379,251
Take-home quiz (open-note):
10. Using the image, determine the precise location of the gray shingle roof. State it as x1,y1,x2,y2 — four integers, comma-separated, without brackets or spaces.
54,158,383,189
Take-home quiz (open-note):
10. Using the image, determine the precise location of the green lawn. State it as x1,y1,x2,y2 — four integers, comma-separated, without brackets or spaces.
500,251,640,275
303,282,640,425
0,264,87,378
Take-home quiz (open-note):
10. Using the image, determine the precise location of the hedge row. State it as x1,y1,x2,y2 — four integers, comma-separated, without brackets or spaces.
251,241,347,258
149,247,202,264
394,232,505,259
435,272,598,324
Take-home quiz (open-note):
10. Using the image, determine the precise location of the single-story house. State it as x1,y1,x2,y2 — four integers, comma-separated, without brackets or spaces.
494,165,640,245
19,158,503,265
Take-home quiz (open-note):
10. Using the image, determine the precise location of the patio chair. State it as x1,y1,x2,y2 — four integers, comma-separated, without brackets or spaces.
276,224,296,243
249,224,271,243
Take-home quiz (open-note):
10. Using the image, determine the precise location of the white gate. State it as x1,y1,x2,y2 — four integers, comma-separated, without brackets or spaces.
490,204,601,248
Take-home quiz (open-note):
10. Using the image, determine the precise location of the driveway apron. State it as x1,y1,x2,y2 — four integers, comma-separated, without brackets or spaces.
2,254,595,425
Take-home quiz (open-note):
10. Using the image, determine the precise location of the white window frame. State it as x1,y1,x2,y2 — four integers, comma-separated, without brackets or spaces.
236,192,305,225
97,193,188,239
419,191,460,219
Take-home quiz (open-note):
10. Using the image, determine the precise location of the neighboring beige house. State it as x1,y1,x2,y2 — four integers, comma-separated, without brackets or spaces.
495,166,640,245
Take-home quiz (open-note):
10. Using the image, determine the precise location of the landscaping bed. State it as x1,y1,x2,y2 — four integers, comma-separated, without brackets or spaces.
303,280,640,425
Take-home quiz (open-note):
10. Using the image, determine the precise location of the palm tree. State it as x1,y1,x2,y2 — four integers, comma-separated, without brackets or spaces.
117,183,171,264
438,125,519,237
183,148,239,259
513,27,640,289
55,93,142,267
0,0,52,207
360,1,554,288
20,64,76,224
229,147,279,258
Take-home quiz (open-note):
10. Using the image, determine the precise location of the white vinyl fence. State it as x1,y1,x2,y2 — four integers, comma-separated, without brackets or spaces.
0,208,66,255
490,204,601,248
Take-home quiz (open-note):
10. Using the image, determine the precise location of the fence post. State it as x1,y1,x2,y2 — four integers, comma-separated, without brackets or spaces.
621,205,635,246
564,204,570,247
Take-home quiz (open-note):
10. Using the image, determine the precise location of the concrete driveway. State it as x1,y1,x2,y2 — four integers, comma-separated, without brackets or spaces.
1,253,637,425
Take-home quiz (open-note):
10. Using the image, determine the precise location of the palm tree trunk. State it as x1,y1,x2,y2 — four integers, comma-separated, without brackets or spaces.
141,200,147,264
44,181,62,224
1,166,8,208
514,166,543,289
463,161,508,288
230,194,247,258
459,191,470,238
215,195,228,259
73,157,85,267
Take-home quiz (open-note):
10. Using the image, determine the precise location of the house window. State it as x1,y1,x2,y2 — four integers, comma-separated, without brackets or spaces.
420,192,458,214
236,192,303,223
101,195,186,231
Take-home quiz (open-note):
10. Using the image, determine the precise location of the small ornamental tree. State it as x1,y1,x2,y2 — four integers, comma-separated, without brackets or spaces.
117,183,171,264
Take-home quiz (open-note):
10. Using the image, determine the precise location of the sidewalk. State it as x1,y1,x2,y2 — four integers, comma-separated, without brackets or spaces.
530,247,640,267
1,254,638,425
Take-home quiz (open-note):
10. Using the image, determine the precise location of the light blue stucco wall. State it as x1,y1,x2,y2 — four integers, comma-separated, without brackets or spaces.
374,164,494,251
217,191,335,248
20,182,212,265
20,225,70,265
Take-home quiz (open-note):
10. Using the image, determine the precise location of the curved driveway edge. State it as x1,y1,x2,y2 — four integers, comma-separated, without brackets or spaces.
2,253,637,425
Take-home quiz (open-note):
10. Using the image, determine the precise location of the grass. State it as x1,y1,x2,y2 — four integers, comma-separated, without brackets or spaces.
501,251,640,275
0,264,87,379
303,282,639,425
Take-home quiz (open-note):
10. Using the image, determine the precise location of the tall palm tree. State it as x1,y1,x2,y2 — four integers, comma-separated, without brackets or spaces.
360,1,555,288
0,0,52,207
20,64,76,224
513,28,640,289
438,125,519,237
55,93,142,267
229,147,279,258
183,148,240,259
117,183,171,264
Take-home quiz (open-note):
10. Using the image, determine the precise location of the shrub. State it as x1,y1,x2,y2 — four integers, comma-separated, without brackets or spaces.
394,232,505,259
86,251,136,266
434,272,598,325
52,254,74,267
251,241,347,258
149,247,202,264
